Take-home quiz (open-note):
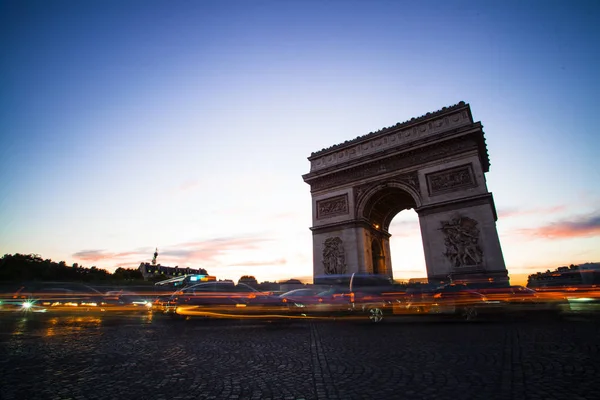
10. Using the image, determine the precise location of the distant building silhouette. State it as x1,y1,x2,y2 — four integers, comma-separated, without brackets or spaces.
138,262,208,281
527,263,600,288
137,249,207,281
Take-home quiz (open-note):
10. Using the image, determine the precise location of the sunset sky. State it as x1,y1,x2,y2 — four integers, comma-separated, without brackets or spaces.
1,1,599,285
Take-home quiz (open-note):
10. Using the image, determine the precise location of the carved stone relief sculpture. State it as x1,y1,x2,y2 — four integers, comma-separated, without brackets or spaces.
427,164,476,195
317,194,348,219
439,216,483,268
322,237,347,275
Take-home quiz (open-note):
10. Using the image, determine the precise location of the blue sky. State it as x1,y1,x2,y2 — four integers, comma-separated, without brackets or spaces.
1,0,599,284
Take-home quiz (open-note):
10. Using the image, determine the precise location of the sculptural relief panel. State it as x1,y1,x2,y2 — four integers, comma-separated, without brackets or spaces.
426,164,476,196
322,237,347,275
439,216,484,269
316,194,349,220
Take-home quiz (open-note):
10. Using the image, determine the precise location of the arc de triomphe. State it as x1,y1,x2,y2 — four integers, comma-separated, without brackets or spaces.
302,101,509,285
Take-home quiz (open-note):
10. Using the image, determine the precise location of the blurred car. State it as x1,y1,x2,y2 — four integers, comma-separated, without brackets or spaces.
428,283,502,320
1,282,104,313
279,288,324,301
161,281,302,320
297,273,407,323
294,286,357,317
0,291,48,313
472,285,570,317
564,285,600,315
393,283,503,321
101,290,154,311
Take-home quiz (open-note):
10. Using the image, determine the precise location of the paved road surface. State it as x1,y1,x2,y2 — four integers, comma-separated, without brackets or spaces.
0,313,598,400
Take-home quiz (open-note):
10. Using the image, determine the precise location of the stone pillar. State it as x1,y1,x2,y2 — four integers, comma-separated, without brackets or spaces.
311,222,395,279
417,193,508,285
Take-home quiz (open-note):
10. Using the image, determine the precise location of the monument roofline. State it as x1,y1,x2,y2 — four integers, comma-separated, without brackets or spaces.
303,124,486,184
309,101,472,159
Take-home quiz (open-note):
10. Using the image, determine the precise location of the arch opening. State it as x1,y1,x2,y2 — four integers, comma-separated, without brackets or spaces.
362,187,417,232
361,187,425,280
388,209,427,282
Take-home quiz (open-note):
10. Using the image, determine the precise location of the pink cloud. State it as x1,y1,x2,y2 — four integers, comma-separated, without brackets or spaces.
73,236,274,270
514,212,600,239
73,249,142,262
167,237,271,262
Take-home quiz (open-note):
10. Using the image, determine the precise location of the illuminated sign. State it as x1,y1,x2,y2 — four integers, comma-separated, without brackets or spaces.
189,275,216,282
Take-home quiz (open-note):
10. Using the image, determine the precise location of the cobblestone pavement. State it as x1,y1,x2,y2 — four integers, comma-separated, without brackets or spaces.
0,313,598,400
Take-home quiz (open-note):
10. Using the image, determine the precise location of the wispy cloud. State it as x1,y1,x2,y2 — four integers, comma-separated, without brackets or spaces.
169,236,272,261
515,211,600,239
498,205,566,219
73,236,273,269
72,249,141,262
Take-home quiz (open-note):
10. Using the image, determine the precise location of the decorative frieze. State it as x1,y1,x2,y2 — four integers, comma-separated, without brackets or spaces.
316,194,349,220
322,237,347,274
426,164,476,196
439,216,484,268
309,105,471,172
308,138,477,192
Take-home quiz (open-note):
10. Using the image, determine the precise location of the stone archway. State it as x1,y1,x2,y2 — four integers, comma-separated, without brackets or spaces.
303,102,509,285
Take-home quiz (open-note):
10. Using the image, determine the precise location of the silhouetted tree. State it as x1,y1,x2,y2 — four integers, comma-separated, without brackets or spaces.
238,275,258,287
0,253,137,283
113,267,144,281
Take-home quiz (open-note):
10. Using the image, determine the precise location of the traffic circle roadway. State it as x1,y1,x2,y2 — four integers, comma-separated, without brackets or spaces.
0,313,598,400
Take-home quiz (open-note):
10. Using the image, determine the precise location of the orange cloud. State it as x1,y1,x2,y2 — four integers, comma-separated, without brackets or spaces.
515,212,600,239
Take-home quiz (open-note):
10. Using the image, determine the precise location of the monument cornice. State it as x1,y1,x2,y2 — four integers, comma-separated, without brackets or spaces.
416,192,498,221
309,101,471,157
305,123,485,180
304,135,481,193
307,102,486,173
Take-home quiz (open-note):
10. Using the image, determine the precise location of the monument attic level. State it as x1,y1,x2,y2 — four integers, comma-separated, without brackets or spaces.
303,101,508,285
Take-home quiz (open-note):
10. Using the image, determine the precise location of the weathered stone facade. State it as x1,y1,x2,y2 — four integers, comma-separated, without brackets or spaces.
303,101,508,284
